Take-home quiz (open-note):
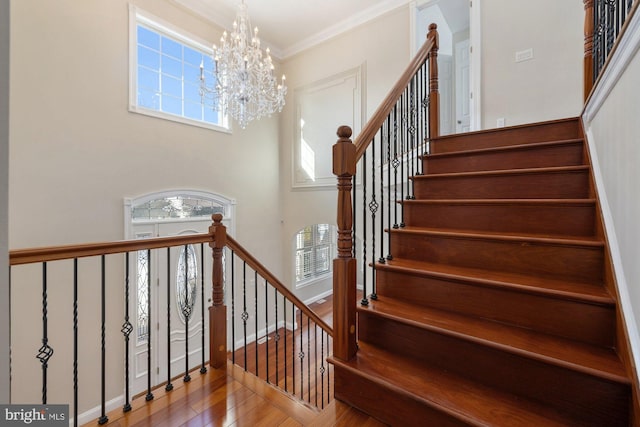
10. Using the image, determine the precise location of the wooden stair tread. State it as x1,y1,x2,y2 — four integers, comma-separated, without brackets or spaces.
330,342,579,427
401,198,596,206
377,258,613,304
358,298,628,382
425,138,584,159
412,164,590,180
390,226,604,247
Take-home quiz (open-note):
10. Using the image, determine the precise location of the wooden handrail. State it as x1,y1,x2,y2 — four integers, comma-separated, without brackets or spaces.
354,24,438,160
9,233,213,266
226,235,334,337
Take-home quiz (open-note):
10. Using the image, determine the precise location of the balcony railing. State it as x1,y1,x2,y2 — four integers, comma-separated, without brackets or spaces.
9,214,332,426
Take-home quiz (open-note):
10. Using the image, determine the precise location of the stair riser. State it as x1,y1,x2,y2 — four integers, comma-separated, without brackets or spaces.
430,119,581,154
376,269,615,347
334,365,470,427
424,142,584,174
389,232,603,284
412,170,590,199
358,313,629,426
403,202,596,237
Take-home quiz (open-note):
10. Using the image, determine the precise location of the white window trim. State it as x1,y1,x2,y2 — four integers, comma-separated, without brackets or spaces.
128,4,231,133
294,224,336,288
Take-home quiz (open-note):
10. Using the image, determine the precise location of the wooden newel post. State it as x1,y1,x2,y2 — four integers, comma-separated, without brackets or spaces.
209,213,227,369
332,126,358,361
584,0,594,101
427,23,440,139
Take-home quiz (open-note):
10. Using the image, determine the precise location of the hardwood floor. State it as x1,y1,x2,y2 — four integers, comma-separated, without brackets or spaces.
230,296,335,410
91,295,384,426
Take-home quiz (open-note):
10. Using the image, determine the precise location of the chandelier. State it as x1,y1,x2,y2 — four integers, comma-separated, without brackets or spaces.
200,0,287,129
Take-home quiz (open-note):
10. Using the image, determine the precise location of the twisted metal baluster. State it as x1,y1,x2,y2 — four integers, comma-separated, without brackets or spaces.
361,150,369,306
370,138,379,301
37,263,54,405
265,278,269,383
183,245,191,383
98,255,108,425
73,259,79,426
145,249,154,402
254,271,258,377
122,253,133,412
274,288,279,386
166,247,173,391
200,243,207,374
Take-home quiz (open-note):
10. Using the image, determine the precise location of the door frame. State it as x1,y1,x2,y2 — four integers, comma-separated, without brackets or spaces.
124,190,236,393
410,0,481,131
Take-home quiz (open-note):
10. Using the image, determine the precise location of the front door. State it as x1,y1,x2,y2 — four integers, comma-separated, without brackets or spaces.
130,219,211,395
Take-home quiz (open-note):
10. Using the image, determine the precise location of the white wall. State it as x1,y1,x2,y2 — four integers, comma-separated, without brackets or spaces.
280,5,412,302
583,10,640,379
480,0,584,128
0,0,10,405
9,0,283,414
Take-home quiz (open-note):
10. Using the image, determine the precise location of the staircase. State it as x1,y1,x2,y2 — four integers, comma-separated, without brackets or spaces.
330,118,633,426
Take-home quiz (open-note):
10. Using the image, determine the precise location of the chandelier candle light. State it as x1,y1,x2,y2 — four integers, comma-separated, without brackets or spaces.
200,0,287,129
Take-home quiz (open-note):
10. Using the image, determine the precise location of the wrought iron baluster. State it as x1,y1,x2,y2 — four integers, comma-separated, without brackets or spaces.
393,104,400,230
166,247,173,391
284,297,288,393
265,278,269,383
307,315,311,403
98,255,108,425
299,309,304,401
370,135,379,301
274,288,279,387
313,323,317,407
379,122,386,266
400,90,407,227
361,149,369,306
320,329,325,409
254,271,258,377
183,245,191,383
242,262,248,370
122,253,133,412
200,243,207,374
145,249,154,402
386,114,393,261
231,250,235,365
73,259,79,426
422,62,430,156
37,262,53,405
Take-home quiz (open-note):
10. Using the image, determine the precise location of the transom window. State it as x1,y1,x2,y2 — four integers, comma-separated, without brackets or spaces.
129,7,228,131
295,224,336,286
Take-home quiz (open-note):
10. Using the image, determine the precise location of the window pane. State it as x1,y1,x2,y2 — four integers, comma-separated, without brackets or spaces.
184,101,203,121
184,46,202,66
204,107,218,124
162,36,182,59
138,89,160,110
138,45,160,69
161,55,182,78
184,64,201,85
138,25,159,50
176,244,198,322
184,82,201,103
162,74,181,97
138,66,159,91
161,95,182,115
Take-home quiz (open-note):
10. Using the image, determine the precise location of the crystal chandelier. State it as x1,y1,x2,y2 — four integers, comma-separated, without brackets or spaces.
200,0,287,129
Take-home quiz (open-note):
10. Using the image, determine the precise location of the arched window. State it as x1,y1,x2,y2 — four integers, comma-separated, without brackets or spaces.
295,224,336,286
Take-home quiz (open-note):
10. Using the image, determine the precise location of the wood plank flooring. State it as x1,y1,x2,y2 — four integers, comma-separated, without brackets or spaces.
90,295,385,426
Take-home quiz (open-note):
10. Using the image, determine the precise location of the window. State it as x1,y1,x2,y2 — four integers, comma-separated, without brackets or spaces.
295,224,336,286
129,7,228,131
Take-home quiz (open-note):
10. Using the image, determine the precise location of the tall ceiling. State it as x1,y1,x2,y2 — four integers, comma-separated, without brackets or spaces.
174,0,411,59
